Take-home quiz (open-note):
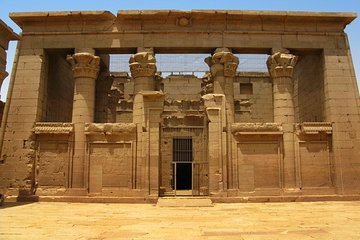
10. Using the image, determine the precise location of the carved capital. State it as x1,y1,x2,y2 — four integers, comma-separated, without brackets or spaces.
67,53,100,79
0,70,8,84
129,52,157,78
267,51,298,79
205,48,239,77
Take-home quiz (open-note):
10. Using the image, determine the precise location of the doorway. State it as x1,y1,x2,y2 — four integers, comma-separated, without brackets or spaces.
160,127,208,197
173,138,193,191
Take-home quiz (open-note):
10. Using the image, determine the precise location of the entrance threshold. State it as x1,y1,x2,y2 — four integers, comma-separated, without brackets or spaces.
157,197,213,207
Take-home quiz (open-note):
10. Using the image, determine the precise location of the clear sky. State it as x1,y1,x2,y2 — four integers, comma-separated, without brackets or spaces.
1,0,359,101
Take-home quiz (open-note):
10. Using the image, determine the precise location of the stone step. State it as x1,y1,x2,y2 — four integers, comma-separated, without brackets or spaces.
157,197,213,207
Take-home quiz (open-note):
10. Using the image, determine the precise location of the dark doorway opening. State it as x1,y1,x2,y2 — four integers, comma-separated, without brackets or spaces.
172,137,193,191
175,163,192,190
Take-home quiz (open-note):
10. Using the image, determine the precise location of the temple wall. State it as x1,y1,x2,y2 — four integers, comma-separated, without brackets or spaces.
322,40,360,194
294,53,325,122
237,141,280,191
0,47,46,195
163,75,201,100
35,135,70,195
1,11,359,202
43,52,74,122
234,73,273,122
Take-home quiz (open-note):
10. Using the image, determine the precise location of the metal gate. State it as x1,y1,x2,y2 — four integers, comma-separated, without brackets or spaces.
160,127,208,196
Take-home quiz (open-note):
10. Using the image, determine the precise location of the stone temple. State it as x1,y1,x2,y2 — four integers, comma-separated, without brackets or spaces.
0,10,359,203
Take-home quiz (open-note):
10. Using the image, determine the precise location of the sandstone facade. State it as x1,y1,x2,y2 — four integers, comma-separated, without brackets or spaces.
0,10,359,202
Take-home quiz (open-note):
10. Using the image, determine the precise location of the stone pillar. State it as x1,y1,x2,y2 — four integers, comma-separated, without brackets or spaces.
130,50,164,198
129,48,157,93
202,94,226,195
67,52,100,191
203,48,239,192
267,49,298,192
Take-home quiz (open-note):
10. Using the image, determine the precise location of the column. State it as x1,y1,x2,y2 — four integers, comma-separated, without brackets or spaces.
67,52,100,190
267,48,298,192
202,94,226,194
203,48,239,193
130,49,164,197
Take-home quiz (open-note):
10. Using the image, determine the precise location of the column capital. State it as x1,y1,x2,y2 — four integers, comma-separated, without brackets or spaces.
67,52,100,79
267,51,298,79
205,48,239,77
0,70,8,90
0,70,8,82
129,51,157,78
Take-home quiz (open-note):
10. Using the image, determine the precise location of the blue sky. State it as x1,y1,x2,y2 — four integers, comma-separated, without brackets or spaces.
1,0,359,100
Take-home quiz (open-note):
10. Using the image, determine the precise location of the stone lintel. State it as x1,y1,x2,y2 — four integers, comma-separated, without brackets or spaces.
117,10,356,27
10,10,356,33
231,123,283,135
297,122,333,135
236,72,270,78
33,122,73,134
140,91,165,100
10,11,115,29
85,123,136,135
202,94,225,108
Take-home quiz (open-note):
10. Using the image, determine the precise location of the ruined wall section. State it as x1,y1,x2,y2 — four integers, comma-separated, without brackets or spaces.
99,72,134,123
162,75,204,127
294,53,325,122
234,73,273,123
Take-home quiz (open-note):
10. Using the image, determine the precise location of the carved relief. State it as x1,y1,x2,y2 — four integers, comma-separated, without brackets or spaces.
67,52,100,79
297,122,333,135
129,52,157,78
176,17,192,26
38,142,69,188
85,123,136,135
232,123,283,135
204,48,239,78
33,122,74,134
267,50,298,79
